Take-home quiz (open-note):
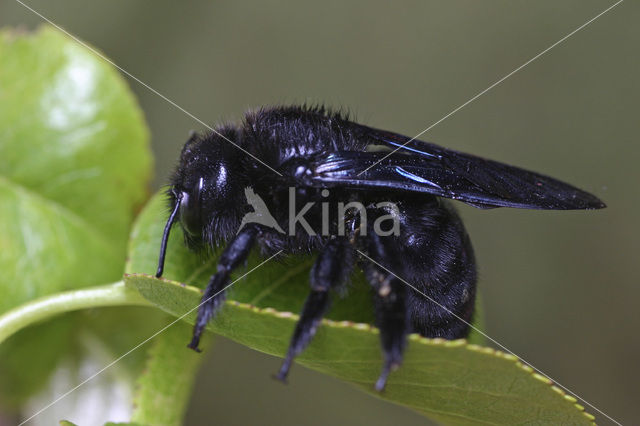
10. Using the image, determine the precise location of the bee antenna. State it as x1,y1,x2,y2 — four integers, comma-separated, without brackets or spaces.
156,192,182,278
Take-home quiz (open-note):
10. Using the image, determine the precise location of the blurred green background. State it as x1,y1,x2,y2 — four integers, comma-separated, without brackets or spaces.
1,0,637,424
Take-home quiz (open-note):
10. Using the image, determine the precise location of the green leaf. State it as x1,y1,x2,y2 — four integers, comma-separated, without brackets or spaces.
0,26,151,251
0,282,150,346
0,25,151,404
0,282,151,409
78,306,166,379
0,25,151,312
131,322,209,426
0,179,123,312
126,274,593,425
103,423,144,426
0,316,75,407
125,191,594,424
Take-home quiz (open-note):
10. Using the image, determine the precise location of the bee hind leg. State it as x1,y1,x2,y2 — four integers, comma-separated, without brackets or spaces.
362,231,409,392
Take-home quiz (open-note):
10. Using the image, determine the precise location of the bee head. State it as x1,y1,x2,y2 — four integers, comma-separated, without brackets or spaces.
156,130,247,277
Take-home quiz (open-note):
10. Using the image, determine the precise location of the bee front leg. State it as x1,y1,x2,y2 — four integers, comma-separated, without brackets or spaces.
275,237,354,382
188,225,259,352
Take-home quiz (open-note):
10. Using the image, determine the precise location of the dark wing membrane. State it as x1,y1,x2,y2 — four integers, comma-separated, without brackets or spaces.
306,126,605,210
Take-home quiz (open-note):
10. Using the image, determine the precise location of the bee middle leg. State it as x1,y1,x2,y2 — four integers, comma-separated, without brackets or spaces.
275,236,354,382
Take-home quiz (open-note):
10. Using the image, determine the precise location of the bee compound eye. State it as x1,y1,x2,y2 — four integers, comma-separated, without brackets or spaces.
179,183,203,236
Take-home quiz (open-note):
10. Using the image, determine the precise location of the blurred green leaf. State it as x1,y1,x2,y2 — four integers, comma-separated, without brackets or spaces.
0,26,151,251
125,191,593,424
131,322,208,426
0,315,75,407
79,305,165,378
0,180,123,312
0,25,151,312
103,423,144,426
0,25,151,405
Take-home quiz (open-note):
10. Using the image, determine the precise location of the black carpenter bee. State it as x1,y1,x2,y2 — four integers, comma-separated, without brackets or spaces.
155,105,605,391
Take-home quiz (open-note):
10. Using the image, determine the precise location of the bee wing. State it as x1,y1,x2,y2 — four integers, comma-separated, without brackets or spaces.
304,126,605,210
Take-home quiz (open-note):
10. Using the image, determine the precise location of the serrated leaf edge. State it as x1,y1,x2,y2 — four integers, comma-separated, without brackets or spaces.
124,273,595,424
